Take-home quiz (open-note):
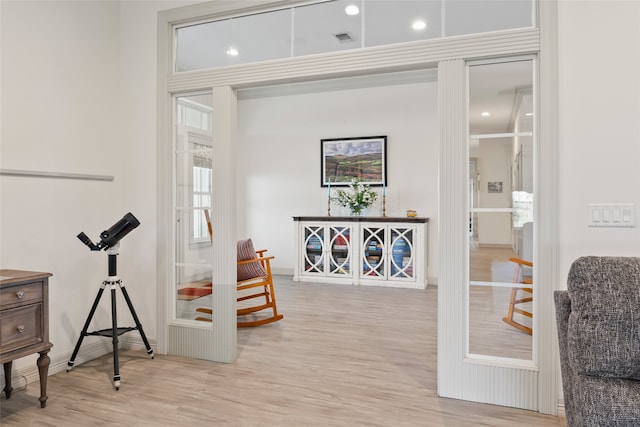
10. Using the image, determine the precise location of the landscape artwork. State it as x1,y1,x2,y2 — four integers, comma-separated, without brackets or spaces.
321,136,387,187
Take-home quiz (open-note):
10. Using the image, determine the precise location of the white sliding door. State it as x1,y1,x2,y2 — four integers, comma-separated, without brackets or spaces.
438,49,557,412
157,87,238,362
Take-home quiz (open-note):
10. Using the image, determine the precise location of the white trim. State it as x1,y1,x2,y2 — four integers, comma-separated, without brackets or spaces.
0,169,114,181
167,28,540,92
156,12,172,354
437,58,468,400
471,208,515,213
209,85,238,363
535,0,560,415
237,69,437,100
465,354,538,370
470,280,522,288
469,132,533,139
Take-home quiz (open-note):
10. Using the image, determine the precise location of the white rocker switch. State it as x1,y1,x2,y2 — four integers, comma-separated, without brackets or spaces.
588,203,635,227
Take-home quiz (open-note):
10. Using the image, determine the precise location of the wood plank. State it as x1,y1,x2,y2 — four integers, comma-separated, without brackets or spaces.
1,276,563,426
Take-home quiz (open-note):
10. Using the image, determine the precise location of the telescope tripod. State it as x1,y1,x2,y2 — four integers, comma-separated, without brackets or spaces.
67,245,153,390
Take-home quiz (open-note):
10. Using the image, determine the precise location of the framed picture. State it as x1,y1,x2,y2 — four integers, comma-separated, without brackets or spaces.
321,136,387,187
488,181,503,193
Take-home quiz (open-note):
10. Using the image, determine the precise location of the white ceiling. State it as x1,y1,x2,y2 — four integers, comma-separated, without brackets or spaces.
469,59,533,135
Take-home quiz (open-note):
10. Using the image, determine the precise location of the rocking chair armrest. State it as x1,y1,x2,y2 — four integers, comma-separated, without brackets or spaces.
509,257,533,267
238,255,274,266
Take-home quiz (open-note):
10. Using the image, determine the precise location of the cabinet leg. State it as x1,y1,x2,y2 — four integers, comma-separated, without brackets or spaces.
37,350,50,408
3,361,13,399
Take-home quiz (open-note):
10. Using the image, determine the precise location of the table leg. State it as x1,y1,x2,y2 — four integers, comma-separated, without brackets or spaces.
37,350,50,408
3,361,13,399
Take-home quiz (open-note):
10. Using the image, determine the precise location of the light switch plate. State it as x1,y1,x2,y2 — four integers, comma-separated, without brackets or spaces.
588,203,635,227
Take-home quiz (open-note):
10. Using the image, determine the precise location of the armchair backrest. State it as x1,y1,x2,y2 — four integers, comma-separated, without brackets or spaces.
566,256,640,379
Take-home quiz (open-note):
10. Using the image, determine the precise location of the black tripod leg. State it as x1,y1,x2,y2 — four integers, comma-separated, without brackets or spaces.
67,285,106,370
111,286,121,390
120,284,154,358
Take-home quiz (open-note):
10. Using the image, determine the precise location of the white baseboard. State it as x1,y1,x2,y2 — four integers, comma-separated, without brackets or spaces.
272,267,294,276
0,336,156,393
556,398,565,419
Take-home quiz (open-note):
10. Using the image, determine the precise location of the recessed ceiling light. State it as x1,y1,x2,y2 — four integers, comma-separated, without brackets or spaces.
481,111,491,117
226,47,239,56
412,20,427,31
345,5,359,16
525,112,534,116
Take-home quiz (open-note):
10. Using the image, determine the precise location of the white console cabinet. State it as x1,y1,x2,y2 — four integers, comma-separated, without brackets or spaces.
293,217,428,289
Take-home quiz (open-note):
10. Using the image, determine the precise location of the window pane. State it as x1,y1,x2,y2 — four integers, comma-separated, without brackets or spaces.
293,0,362,56
175,9,291,72
175,0,536,72
229,9,291,65
364,0,442,47
193,165,212,240
176,20,231,72
174,93,212,321
467,59,534,360
445,0,533,37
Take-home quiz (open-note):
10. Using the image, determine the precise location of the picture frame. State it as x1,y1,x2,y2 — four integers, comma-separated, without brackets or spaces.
321,135,387,187
488,181,503,193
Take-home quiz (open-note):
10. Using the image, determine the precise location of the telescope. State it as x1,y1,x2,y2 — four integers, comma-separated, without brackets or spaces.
77,212,140,251
69,211,152,390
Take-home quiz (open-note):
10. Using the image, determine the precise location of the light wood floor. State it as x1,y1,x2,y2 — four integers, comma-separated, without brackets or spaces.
1,276,562,426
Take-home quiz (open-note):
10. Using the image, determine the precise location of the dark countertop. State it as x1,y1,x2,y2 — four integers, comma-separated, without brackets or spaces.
293,216,428,223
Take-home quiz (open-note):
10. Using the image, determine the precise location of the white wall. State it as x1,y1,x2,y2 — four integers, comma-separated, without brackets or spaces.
1,0,124,373
477,138,512,246
557,0,640,284
236,81,439,282
0,0,199,374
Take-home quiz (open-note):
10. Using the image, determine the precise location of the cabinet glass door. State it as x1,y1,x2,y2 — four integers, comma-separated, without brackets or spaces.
303,225,325,274
361,226,385,278
390,227,414,279
328,226,351,276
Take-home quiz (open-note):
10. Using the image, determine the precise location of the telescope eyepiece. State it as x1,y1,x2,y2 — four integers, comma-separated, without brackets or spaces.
77,232,100,250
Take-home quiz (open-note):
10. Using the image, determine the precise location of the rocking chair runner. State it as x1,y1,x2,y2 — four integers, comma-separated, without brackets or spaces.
502,257,533,335
195,236,283,327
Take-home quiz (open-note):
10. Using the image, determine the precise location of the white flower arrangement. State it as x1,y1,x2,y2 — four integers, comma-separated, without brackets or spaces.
331,178,378,215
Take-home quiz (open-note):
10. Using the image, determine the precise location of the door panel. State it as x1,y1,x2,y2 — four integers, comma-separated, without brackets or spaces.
438,57,539,410
165,88,237,362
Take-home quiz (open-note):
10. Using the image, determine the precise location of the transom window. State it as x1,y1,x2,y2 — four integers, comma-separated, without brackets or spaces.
175,0,534,72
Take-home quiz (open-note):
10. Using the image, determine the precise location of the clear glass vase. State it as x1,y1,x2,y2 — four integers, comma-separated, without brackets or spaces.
350,206,365,216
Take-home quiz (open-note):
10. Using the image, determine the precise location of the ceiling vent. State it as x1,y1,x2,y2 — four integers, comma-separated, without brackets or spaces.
334,32,354,43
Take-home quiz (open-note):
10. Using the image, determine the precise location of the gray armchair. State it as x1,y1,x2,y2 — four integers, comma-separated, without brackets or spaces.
554,256,640,426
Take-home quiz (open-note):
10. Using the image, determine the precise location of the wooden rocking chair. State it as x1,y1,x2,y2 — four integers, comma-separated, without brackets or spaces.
195,237,283,327
502,257,533,335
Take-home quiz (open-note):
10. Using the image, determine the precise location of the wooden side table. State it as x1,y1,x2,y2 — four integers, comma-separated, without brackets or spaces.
0,270,52,408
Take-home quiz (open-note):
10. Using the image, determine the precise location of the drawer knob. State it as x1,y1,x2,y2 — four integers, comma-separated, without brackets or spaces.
16,290,25,299
17,324,25,333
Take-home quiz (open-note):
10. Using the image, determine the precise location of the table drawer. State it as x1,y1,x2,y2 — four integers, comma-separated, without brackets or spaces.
0,304,43,353
0,281,43,309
